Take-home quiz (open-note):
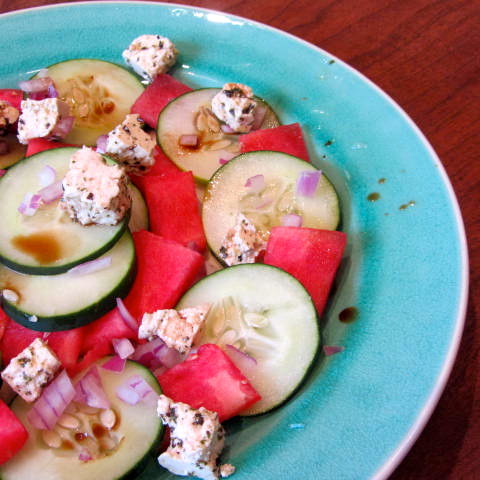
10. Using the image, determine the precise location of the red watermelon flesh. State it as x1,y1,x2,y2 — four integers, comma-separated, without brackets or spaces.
264,227,347,315
138,171,206,251
0,89,23,111
157,344,261,421
25,138,78,157
130,74,192,129
239,123,310,162
123,230,205,320
0,318,84,375
0,399,28,465
130,146,181,191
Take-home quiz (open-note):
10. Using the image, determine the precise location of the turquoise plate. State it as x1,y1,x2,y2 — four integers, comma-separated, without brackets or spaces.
0,2,468,479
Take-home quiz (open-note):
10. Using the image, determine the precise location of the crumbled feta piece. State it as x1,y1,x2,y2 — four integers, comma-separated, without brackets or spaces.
105,114,156,175
0,100,19,134
139,304,210,354
122,34,178,82
17,98,71,144
219,213,266,266
61,146,131,226
1,338,61,402
157,395,233,480
211,83,257,133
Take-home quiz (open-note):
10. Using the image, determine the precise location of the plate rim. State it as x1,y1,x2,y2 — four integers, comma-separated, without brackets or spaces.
0,1,470,478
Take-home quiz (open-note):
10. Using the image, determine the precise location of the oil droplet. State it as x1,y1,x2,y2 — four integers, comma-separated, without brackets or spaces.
367,192,381,202
378,178,386,184
339,306,358,323
11,231,62,264
399,200,416,210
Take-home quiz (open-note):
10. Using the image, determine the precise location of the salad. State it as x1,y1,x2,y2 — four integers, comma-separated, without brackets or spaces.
0,33,346,480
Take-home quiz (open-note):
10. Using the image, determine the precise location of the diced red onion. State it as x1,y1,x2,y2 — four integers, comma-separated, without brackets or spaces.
18,192,42,216
131,338,166,370
96,134,108,154
26,370,76,430
47,84,58,98
131,337,184,370
19,76,53,94
67,256,112,276
323,345,345,356
116,374,157,406
116,383,140,405
252,105,267,130
156,344,185,368
218,151,236,165
101,355,126,373
74,365,110,409
37,180,63,204
0,169,6,177
38,164,57,187
116,297,138,331
78,448,93,462
112,338,135,359
225,344,257,375
296,170,322,197
50,116,74,139
281,213,303,227
221,124,235,134
244,174,265,193
179,134,199,148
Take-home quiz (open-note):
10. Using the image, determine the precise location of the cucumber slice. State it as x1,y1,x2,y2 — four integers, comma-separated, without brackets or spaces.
157,88,280,183
0,231,135,331
202,151,340,264
0,132,27,169
1,359,163,480
37,59,144,146
177,263,319,415
0,147,129,275
128,184,149,233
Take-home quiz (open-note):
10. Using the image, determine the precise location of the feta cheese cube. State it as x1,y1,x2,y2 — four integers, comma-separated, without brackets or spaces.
17,98,71,144
157,395,234,480
211,83,257,133
139,304,210,354
1,338,61,402
219,213,266,266
61,146,131,226
122,34,178,82
105,114,156,175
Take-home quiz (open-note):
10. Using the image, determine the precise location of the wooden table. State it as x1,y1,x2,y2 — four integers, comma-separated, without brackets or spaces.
1,0,478,478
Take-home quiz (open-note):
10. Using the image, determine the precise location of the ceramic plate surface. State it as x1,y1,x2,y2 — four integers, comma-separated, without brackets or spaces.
0,2,468,479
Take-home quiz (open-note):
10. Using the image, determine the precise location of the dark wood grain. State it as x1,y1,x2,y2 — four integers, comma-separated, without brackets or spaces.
1,0,478,478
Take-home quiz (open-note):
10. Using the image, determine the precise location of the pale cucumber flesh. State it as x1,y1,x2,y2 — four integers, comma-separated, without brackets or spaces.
40,59,144,146
2,359,163,480
202,150,340,264
0,147,128,274
157,88,280,183
0,231,135,331
177,264,319,415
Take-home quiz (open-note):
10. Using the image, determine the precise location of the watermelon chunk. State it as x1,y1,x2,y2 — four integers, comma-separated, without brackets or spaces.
130,74,192,129
0,319,84,375
264,227,347,315
0,306,8,343
0,399,28,465
157,344,261,421
79,308,136,357
0,89,23,111
124,230,205,320
239,123,310,162
25,138,78,157
137,171,206,251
